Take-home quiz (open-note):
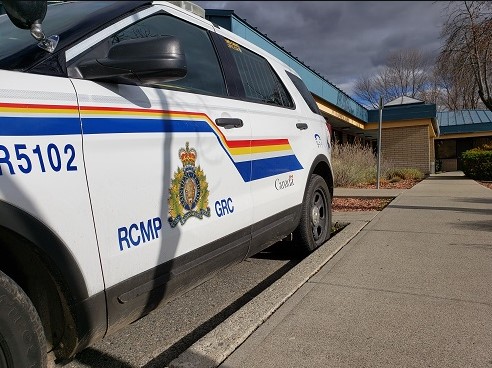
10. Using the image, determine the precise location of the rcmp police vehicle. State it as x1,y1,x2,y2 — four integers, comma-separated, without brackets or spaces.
0,1,333,366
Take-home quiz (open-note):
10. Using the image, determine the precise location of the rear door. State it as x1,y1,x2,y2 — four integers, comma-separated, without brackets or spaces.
214,34,314,255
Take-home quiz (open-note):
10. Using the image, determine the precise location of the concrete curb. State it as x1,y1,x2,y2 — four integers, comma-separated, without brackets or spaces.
168,220,370,368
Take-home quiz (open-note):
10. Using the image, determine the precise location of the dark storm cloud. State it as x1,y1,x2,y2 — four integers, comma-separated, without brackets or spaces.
193,1,447,95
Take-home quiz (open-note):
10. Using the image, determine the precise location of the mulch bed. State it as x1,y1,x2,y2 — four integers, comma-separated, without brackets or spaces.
478,181,492,190
332,197,392,212
332,179,419,212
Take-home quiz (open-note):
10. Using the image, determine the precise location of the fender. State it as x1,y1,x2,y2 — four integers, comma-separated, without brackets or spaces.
306,153,334,197
0,199,88,301
287,154,333,233
0,199,107,356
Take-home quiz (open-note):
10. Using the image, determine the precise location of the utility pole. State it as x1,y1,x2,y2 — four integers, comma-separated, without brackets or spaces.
377,96,383,189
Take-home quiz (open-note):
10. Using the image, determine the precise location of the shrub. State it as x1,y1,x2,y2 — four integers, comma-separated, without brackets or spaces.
461,145,492,180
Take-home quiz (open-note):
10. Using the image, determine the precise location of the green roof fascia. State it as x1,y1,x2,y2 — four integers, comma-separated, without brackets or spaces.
439,122,492,135
367,103,437,123
205,9,368,122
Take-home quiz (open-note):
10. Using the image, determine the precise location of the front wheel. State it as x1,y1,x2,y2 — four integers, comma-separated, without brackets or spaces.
0,270,47,368
293,174,332,255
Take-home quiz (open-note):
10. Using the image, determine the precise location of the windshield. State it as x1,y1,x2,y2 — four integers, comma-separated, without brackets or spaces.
0,1,122,71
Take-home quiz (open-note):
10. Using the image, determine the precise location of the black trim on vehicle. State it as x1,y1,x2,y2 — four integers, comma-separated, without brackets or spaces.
66,291,107,357
248,205,301,258
286,71,322,116
210,32,246,98
105,226,251,334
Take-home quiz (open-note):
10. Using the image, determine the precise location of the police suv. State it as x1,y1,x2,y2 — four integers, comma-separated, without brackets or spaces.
0,1,333,366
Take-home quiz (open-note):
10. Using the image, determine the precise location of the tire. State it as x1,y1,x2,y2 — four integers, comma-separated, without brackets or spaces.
294,174,332,255
0,270,47,368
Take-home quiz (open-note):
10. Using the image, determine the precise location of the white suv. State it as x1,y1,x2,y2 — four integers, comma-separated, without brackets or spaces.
0,1,333,366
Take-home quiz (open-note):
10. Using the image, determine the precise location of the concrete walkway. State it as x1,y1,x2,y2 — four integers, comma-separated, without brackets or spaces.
170,172,492,368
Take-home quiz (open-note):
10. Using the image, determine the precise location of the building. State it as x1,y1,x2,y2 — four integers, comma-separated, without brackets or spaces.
435,110,492,171
205,7,492,176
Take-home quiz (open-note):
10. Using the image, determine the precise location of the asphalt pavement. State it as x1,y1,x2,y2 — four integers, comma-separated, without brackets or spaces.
169,172,492,368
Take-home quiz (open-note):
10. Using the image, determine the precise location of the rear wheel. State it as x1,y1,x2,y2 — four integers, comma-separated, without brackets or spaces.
0,270,46,368
294,174,332,255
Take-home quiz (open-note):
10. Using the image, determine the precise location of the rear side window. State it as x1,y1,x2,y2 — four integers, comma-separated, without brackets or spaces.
224,38,293,108
286,71,321,115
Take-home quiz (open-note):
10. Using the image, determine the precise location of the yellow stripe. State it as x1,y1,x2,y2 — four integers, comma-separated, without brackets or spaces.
229,147,251,155
229,144,292,156
251,144,291,154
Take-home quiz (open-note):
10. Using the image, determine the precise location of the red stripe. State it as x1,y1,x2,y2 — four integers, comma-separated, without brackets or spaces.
226,139,289,148
226,140,251,148
0,102,78,110
251,139,289,147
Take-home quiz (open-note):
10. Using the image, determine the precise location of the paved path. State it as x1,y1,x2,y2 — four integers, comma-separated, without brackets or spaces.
170,172,492,368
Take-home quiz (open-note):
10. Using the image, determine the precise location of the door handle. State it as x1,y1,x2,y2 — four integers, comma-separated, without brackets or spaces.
296,123,308,130
215,118,244,129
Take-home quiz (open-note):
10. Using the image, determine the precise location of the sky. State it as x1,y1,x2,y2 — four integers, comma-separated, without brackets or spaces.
194,1,449,98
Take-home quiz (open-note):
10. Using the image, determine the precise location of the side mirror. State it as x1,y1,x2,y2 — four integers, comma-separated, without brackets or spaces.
2,0,57,52
78,36,187,84
3,0,47,32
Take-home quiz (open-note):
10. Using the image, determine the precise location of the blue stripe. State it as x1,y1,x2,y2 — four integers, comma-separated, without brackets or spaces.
0,117,216,136
234,161,252,182
0,117,81,136
250,155,303,181
0,116,303,183
82,118,215,134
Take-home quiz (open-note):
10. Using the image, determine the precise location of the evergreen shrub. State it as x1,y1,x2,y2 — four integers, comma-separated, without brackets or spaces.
461,144,492,180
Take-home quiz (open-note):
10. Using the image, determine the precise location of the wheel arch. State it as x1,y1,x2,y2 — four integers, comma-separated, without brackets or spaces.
307,154,334,198
0,200,106,359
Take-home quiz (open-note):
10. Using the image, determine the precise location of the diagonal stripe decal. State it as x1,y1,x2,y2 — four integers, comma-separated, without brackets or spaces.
0,103,303,181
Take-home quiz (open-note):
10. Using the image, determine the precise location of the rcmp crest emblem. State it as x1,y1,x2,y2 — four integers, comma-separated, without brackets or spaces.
168,142,211,228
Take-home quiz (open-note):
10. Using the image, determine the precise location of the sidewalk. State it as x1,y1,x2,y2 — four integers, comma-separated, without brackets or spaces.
171,172,492,368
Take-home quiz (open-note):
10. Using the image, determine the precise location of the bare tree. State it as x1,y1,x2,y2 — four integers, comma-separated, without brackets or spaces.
354,49,432,108
438,1,492,111
433,60,485,110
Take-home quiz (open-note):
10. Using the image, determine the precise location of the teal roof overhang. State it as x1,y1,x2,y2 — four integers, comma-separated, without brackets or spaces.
368,103,439,136
437,110,492,135
368,103,437,123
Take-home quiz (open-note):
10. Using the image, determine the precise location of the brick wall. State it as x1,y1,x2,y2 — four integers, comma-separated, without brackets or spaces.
381,125,430,174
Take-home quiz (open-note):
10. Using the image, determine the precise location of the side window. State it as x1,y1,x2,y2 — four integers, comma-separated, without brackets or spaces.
224,38,293,108
70,14,226,96
286,71,322,115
